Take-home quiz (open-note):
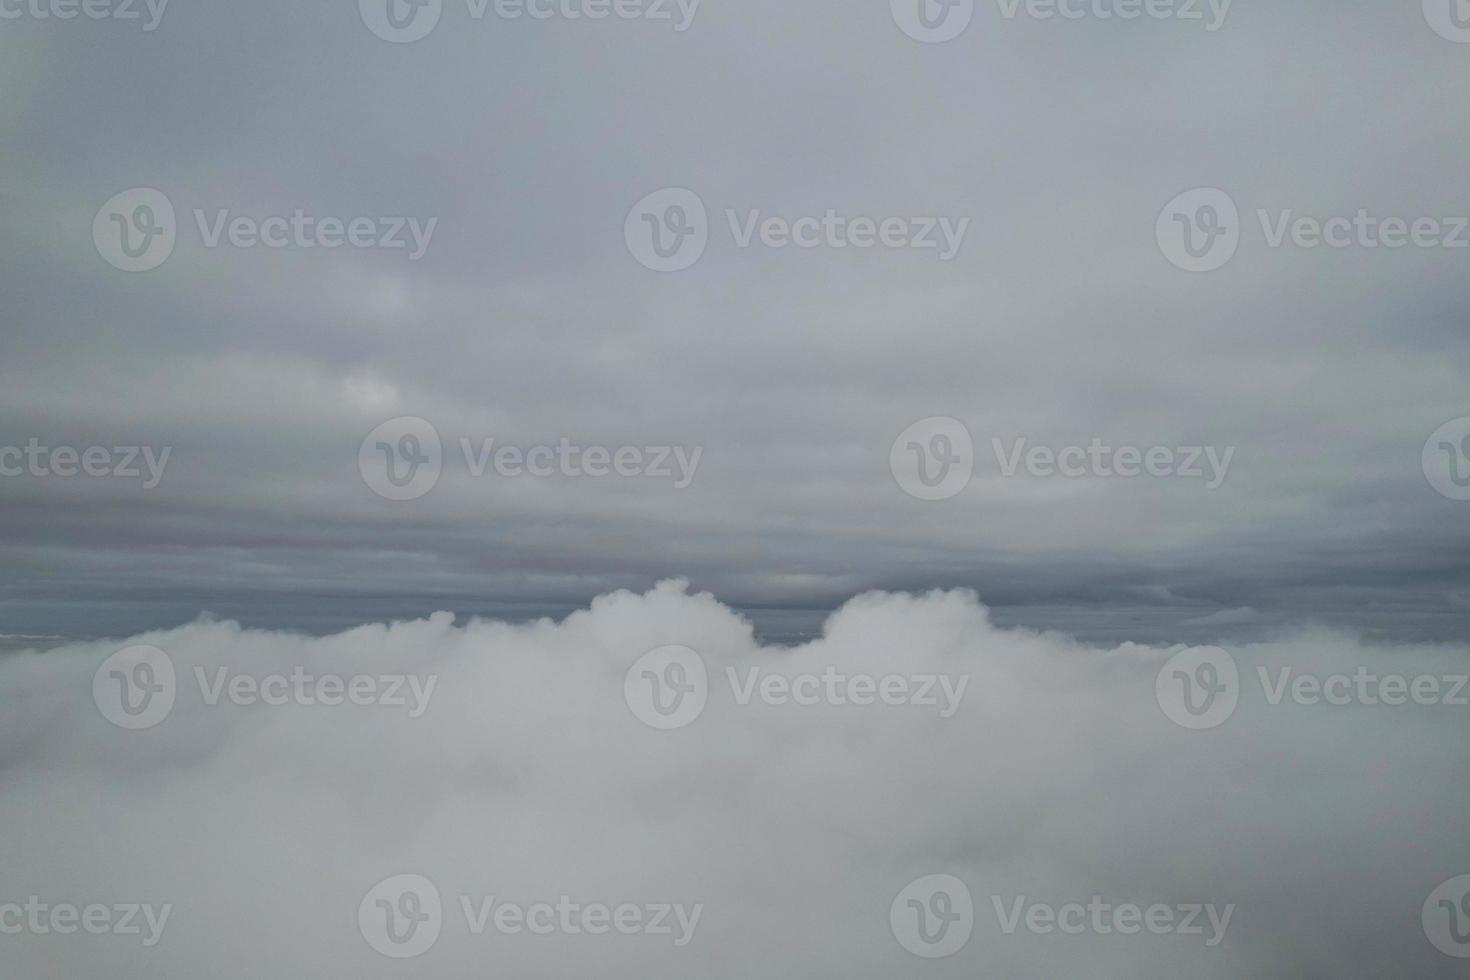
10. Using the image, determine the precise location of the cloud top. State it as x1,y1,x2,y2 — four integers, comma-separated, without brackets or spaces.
2,580,1467,976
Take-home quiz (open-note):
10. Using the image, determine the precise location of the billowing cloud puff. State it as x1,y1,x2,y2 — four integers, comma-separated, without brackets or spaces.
2,581,1467,977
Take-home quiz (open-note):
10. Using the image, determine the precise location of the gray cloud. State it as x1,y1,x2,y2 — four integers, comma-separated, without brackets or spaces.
3,583,1468,976
3,0,1468,639
5,5,1470,975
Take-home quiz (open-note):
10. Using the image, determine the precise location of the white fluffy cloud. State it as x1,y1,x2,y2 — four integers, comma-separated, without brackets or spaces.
2,581,1466,977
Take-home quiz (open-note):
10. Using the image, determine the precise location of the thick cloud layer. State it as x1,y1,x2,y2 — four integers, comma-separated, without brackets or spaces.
2,582,1466,977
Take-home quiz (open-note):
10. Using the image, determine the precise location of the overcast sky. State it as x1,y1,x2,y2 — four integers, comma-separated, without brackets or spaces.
2,0,1468,643
5,5,1470,976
